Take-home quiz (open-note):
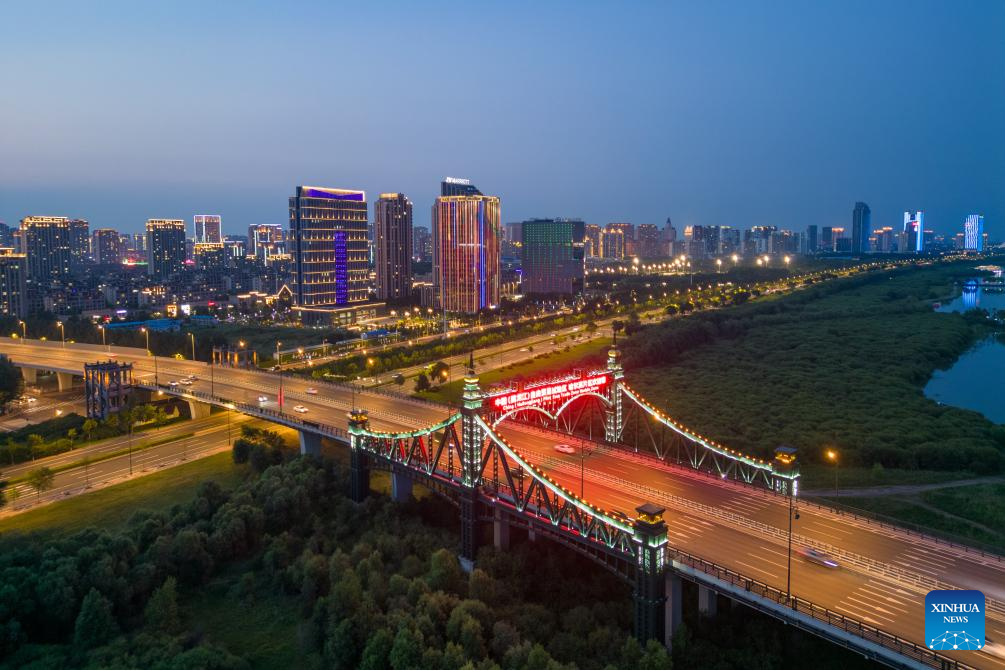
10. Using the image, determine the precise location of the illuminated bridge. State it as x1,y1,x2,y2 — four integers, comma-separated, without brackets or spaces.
3,337,1004,670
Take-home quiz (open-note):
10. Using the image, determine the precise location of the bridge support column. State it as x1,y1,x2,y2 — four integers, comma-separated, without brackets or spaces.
698,585,717,618
299,430,322,457
187,400,212,420
458,359,485,571
391,469,412,502
20,367,36,384
632,503,669,646
604,341,624,443
459,488,478,570
56,372,74,391
348,409,371,504
493,508,510,551
665,573,682,648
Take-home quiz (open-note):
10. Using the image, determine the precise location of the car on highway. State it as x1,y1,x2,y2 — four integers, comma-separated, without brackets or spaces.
293,405,308,413
797,547,840,569
520,347,529,352
305,387,318,395
169,381,178,388
257,395,269,403
25,396,37,403
553,444,575,454
187,374,198,381
178,379,193,386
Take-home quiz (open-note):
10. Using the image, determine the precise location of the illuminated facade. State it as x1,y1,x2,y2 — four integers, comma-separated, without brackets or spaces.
964,214,984,251
584,224,602,258
636,224,660,258
851,202,870,254
247,224,285,260
0,247,27,318
375,192,413,301
432,193,501,314
601,228,625,259
146,219,187,279
69,218,90,272
20,216,72,285
903,211,924,253
440,177,482,197
520,218,585,295
194,214,223,244
289,186,369,316
92,228,124,264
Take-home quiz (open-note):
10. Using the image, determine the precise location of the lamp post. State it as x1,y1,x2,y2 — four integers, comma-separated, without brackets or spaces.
275,341,283,410
141,327,150,353
18,320,25,344
98,325,107,351
57,321,65,348
826,448,839,496
188,332,196,361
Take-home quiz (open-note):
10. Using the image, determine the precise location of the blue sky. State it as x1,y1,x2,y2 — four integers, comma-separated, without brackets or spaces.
1,1,1001,237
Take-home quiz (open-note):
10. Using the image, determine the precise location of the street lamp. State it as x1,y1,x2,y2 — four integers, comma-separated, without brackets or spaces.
716,258,722,273
275,341,284,409
18,320,25,344
141,326,150,354
98,325,107,351
57,321,65,348
188,333,196,361
826,448,839,496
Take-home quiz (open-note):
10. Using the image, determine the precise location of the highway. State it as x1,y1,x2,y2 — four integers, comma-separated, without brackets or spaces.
2,337,1004,668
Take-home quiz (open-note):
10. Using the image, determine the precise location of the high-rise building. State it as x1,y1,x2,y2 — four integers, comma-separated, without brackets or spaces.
374,192,413,301
806,225,818,252
69,218,90,271
821,226,834,251
903,211,924,253
601,228,625,259
636,224,661,259
872,227,895,253
584,224,602,258
194,215,223,244
247,224,285,260
146,219,187,279
289,186,370,318
0,248,27,318
606,223,635,256
440,177,482,197
432,186,501,314
0,222,14,248
20,216,72,285
92,228,124,265
132,232,147,252
412,226,432,263
964,214,984,252
520,218,585,295
851,202,870,254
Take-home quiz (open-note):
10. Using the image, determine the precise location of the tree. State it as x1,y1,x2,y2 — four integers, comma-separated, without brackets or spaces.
585,321,598,337
389,626,423,670
73,588,119,649
82,418,98,442
144,577,180,633
429,361,449,385
393,374,405,386
26,466,54,500
27,434,44,461
359,629,393,670
232,438,252,464
66,428,77,449
0,356,23,407
414,373,431,393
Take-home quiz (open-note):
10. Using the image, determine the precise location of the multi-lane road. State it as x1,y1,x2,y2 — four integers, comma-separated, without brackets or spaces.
2,337,1003,668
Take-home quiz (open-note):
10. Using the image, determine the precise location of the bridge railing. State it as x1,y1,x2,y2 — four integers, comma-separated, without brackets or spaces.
669,547,973,670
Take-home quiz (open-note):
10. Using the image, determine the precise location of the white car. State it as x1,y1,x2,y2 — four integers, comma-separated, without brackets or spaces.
553,444,575,455
293,405,308,413
257,395,268,403
797,547,840,569
178,379,193,386
169,381,178,388
25,396,37,403
305,387,318,395
187,374,198,381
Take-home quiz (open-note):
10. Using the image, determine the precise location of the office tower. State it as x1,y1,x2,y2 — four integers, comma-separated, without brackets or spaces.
440,176,482,197
964,214,984,252
851,202,870,254
830,227,847,253
806,225,818,252
92,228,124,264
289,186,370,319
20,216,72,285
606,223,635,256
584,224,602,258
432,190,501,313
601,228,625,259
520,218,585,295
0,222,14,248
194,214,223,244
193,242,227,270
821,226,834,251
903,211,924,253
132,232,147,252
0,248,27,318
374,192,413,301
68,218,89,271
247,224,285,260
146,219,187,279
503,221,523,244
636,224,661,258
872,227,895,253
412,226,432,262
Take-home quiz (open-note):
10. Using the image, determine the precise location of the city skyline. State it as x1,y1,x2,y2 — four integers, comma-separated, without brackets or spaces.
1,2,1001,237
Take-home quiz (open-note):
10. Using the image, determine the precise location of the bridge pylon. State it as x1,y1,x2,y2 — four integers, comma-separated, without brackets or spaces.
632,503,669,646
460,356,485,565
348,409,371,503
604,338,624,443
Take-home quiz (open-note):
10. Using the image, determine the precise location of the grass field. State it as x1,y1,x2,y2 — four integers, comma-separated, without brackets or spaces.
798,463,977,491
415,337,611,405
0,451,247,537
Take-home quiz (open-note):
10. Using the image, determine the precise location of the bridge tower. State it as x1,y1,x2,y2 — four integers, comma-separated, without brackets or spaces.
460,354,485,566
84,361,133,420
632,502,669,645
348,409,371,503
604,336,624,443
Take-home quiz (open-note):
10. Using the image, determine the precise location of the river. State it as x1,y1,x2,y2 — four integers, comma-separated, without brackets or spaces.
924,276,1005,424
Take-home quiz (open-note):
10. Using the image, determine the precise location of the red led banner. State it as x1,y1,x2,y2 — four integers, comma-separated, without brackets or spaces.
490,373,611,413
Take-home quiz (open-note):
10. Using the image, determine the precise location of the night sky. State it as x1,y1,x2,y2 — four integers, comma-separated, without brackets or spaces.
1,1,1001,237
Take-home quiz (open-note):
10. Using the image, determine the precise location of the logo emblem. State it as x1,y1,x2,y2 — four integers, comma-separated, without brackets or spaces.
925,590,984,651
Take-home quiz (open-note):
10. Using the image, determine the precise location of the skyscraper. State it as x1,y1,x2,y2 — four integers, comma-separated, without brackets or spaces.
247,224,286,260
903,211,924,253
69,218,90,271
601,228,625,259
440,177,483,197
0,247,27,318
289,186,370,321
520,219,585,295
146,219,187,279
851,202,870,254
92,228,124,264
806,225,818,252
606,223,635,256
432,183,501,314
636,224,660,259
412,226,432,262
584,224,602,258
964,214,984,252
20,216,72,285
194,215,223,244
375,192,413,301
821,226,834,251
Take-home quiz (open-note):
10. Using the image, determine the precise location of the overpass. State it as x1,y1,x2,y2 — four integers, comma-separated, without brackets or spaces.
2,337,1003,670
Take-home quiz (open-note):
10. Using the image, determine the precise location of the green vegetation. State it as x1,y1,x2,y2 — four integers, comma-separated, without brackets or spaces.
0,355,23,407
623,262,1005,474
